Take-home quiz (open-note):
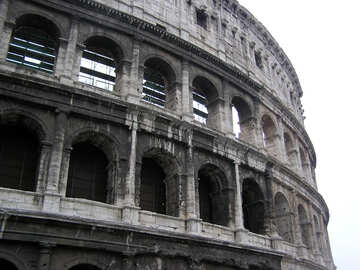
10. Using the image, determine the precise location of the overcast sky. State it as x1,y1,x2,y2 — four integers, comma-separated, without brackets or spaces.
238,1,360,269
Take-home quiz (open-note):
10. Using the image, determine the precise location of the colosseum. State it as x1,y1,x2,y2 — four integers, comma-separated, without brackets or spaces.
0,0,335,269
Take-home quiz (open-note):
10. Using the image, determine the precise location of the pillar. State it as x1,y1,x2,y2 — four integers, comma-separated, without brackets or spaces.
0,0,9,34
38,242,55,270
36,141,52,194
58,146,72,196
276,116,287,163
127,36,142,103
60,17,79,85
234,161,246,241
43,110,67,212
0,20,14,62
184,128,200,233
181,59,193,121
122,111,140,223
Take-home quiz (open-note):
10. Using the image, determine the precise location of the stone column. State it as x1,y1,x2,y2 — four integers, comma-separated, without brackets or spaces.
36,141,52,194
291,191,307,258
234,161,246,241
38,242,55,270
222,79,234,137
60,18,79,85
71,43,85,82
115,59,131,95
276,117,287,163
0,0,9,34
0,20,14,62
54,38,68,78
43,111,67,212
181,59,193,121
167,81,182,114
184,128,200,233
58,146,72,196
127,37,142,103
122,112,139,224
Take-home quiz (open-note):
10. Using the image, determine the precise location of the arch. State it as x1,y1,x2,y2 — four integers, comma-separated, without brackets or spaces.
66,129,120,162
242,178,265,234
65,130,120,204
298,204,312,248
299,147,308,170
261,114,277,146
0,259,18,270
7,14,60,73
0,122,41,192
192,76,219,127
284,132,297,168
197,163,232,226
66,142,108,203
273,192,294,243
79,36,124,91
0,110,48,141
68,264,102,270
231,96,253,138
139,148,181,217
142,56,177,108
0,251,27,270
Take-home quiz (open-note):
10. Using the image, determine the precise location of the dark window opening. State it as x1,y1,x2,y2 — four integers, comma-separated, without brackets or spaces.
142,66,166,107
7,26,56,73
79,48,116,91
0,259,18,270
196,9,208,30
69,264,101,270
255,50,263,69
198,165,228,226
0,125,39,192
193,88,208,124
66,143,108,203
140,158,166,214
242,179,265,234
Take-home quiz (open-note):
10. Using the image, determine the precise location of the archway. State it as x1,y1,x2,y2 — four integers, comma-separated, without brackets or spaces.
242,178,265,234
0,124,39,191
298,204,312,248
66,142,108,203
79,36,122,91
274,192,293,243
69,264,101,270
142,57,176,108
231,96,252,139
192,76,218,128
0,259,18,270
197,164,230,226
7,14,60,73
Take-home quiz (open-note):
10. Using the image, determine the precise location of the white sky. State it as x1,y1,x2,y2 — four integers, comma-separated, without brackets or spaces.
238,1,360,269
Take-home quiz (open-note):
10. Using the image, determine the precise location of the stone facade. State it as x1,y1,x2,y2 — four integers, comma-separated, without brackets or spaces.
0,0,335,270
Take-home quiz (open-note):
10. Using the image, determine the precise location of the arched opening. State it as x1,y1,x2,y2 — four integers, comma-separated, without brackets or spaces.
66,142,108,203
231,96,252,139
197,164,230,226
0,124,39,191
261,115,277,147
192,77,218,127
242,178,265,235
284,132,297,167
0,259,18,270
69,264,101,270
274,192,293,243
298,204,312,248
314,215,324,255
142,58,176,108
79,36,122,91
7,14,59,73
140,157,166,215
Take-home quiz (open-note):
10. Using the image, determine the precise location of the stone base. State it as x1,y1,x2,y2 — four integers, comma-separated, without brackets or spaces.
234,227,249,243
186,218,201,234
42,192,61,213
122,205,140,225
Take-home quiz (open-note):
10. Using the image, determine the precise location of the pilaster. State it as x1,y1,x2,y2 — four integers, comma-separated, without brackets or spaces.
0,20,14,62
